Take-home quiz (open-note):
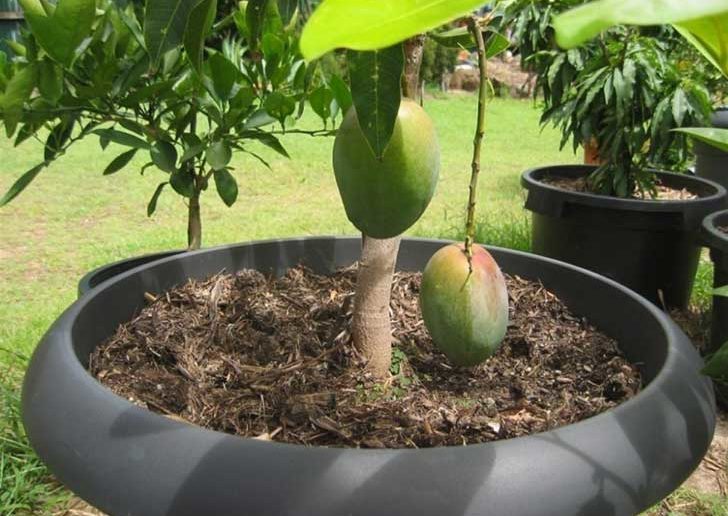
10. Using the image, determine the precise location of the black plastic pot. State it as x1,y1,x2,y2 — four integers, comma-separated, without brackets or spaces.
695,108,728,193
23,237,715,516
522,165,726,309
702,210,728,353
77,250,184,297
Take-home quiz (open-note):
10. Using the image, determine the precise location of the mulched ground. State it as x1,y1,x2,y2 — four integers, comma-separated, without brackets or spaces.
544,175,699,200
90,265,641,449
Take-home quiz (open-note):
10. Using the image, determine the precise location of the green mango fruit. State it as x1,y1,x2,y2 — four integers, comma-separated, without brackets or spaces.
333,99,440,239
420,243,509,366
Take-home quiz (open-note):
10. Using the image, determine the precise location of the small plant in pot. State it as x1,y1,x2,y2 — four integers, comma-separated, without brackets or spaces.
516,2,727,309
0,0,336,293
18,1,716,515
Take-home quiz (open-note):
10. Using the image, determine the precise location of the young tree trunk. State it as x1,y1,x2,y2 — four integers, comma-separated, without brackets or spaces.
188,192,202,250
352,36,426,379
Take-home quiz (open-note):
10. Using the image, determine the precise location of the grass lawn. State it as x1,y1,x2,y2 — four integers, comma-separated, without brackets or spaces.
0,94,720,514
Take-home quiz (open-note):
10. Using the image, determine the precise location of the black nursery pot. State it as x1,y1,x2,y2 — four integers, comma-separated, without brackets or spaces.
23,237,715,516
77,250,185,297
695,108,728,192
522,165,727,309
702,210,728,353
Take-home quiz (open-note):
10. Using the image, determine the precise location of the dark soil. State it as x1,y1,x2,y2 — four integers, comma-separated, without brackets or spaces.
544,175,698,200
90,266,641,449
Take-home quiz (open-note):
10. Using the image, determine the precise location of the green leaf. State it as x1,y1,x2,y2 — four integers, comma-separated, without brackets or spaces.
180,142,206,163
0,65,37,137
184,0,217,73
702,340,728,379
300,0,489,60
240,131,290,157
671,89,688,127
213,168,238,206
206,53,241,101
328,74,353,115
485,32,511,59
170,169,195,197
277,0,297,25
309,85,334,122
263,92,296,125
206,140,232,170
552,0,728,54
674,127,728,153
19,0,95,65
246,0,268,51
93,129,150,150
144,0,206,67
675,14,728,76
348,45,404,159
103,149,138,175
147,182,167,216
37,60,63,103
44,119,74,162
0,164,45,206
714,285,728,298
150,141,178,173
243,109,277,129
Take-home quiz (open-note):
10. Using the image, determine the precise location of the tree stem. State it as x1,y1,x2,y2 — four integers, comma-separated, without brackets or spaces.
464,16,488,268
187,190,202,250
352,36,425,379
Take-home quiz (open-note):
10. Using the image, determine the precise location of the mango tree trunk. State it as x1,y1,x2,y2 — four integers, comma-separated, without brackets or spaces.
352,36,425,379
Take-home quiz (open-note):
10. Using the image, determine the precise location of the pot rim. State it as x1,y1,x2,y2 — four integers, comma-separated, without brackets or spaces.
703,209,728,253
521,164,727,213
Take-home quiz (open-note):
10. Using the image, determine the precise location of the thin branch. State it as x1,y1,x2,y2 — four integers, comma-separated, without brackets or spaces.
464,15,489,269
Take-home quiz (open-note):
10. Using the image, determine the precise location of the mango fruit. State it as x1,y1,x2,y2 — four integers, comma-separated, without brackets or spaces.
333,99,440,238
420,244,509,366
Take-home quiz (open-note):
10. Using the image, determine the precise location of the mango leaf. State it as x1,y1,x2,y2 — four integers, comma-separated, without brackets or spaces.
103,149,138,175
675,14,728,77
671,88,688,126
147,182,167,216
206,140,232,170
328,74,352,115
485,32,510,59
19,0,95,66
144,0,206,67
348,45,404,159
674,127,728,153
150,141,178,173
300,0,489,60
277,0,297,25
715,285,728,298
703,340,728,380
184,0,217,73
0,64,37,137
552,0,728,71
0,163,45,206
246,0,268,51
213,168,238,206
430,27,509,58
93,128,150,150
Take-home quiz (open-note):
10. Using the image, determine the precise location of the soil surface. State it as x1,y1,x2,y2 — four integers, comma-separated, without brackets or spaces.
90,265,641,449
544,175,699,200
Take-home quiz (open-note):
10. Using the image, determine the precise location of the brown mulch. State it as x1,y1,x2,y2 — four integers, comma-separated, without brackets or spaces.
544,175,699,200
89,265,641,449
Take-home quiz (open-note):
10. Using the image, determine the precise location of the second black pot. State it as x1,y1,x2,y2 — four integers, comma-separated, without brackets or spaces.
522,165,726,309
702,210,728,353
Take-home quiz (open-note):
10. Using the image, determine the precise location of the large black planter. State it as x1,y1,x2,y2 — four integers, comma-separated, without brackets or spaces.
522,165,726,309
77,250,185,297
695,108,728,193
23,237,715,516
703,210,728,354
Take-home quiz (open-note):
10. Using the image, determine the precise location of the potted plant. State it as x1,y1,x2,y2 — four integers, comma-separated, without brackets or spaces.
516,9,726,309
0,0,336,295
19,1,715,514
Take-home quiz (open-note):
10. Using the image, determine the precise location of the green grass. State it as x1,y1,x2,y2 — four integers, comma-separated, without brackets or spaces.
0,94,721,514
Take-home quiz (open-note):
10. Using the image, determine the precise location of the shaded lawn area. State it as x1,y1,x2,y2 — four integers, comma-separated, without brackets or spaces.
0,94,718,514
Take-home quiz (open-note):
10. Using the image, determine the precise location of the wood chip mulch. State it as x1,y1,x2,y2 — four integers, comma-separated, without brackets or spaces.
544,175,699,200
89,265,641,449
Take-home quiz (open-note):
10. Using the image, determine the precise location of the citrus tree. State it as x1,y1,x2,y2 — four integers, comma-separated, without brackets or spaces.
0,0,336,249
